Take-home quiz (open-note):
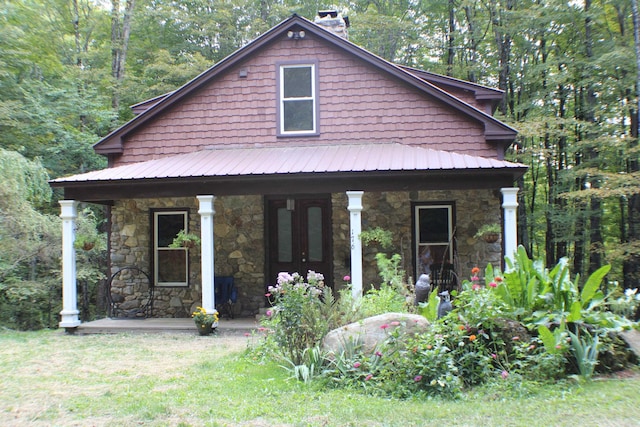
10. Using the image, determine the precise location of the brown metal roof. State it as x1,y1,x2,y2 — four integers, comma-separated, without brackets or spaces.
52,143,526,185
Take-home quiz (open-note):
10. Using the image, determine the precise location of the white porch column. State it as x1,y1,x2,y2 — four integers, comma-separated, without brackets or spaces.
59,200,80,329
347,191,364,300
197,195,216,314
501,187,519,263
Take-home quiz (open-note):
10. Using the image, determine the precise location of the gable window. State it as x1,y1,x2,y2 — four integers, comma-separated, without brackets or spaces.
413,203,455,286
278,63,318,135
152,210,189,287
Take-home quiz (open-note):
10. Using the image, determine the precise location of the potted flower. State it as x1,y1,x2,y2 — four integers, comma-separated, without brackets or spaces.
474,223,501,243
169,229,201,249
192,306,219,335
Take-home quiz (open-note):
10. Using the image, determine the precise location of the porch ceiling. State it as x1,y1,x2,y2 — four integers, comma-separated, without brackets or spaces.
51,142,527,203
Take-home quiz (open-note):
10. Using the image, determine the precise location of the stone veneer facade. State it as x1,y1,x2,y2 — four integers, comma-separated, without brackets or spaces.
109,190,502,318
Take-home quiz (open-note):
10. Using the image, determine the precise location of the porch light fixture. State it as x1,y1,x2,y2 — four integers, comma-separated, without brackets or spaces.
286,198,295,211
287,30,305,40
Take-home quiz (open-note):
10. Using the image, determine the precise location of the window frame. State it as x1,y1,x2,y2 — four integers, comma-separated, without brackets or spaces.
412,202,455,281
276,61,319,136
151,209,190,288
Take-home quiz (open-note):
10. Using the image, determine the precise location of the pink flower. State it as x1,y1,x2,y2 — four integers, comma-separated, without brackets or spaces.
555,345,562,350
501,370,509,379
512,336,520,341
471,276,480,282
375,351,383,357
390,321,400,327
472,284,481,291
380,324,389,330
343,275,351,281
365,374,373,381
491,353,497,359
265,310,272,317
244,332,251,337
353,362,361,368
489,282,497,288
414,375,423,382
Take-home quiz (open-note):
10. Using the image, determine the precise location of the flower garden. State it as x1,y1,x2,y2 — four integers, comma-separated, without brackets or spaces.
249,246,639,398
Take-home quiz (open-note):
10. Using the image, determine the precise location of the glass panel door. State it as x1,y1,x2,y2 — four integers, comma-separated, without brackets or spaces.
267,197,332,288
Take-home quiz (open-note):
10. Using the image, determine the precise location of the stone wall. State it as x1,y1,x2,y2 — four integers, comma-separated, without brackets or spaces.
109,196,265,318
331,189,502,292
109,190,502,318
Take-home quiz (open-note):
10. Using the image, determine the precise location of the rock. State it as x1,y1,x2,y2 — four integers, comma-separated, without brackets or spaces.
621,329,640,359
323,312,429,355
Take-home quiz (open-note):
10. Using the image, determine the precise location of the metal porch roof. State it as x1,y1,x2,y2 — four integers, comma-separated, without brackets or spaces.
52,143,526,184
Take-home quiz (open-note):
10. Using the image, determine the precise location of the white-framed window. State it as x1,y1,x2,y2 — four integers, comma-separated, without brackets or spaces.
414,203,455,281
278,63,318,135
153,210,189,287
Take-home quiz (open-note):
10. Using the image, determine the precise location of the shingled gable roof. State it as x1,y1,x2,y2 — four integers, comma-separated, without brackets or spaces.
398,65,504,107
94,14,517,155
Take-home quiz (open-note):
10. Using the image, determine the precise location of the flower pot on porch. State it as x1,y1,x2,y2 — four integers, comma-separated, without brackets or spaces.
196,321,218,335
197,323,212,335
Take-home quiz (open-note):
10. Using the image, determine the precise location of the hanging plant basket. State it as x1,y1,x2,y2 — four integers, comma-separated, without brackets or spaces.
181,240,196,249
474,224,501,243
482,233,500,243
82,241,95,251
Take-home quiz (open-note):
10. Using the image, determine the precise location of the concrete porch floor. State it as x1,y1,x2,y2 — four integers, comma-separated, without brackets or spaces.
74,317,260,336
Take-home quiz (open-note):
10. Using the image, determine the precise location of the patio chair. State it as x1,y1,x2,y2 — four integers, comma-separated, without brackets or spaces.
107,266,154,318
215,276,238,319
430,264,458,294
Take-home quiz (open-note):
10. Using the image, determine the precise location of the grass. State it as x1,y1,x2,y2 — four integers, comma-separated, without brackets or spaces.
1,330,639,426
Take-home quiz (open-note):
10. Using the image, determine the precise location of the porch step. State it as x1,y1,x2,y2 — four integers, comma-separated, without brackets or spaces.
74,317,259,336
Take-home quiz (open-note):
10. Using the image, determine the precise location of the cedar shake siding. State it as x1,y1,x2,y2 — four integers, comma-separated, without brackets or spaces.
113,34,492,167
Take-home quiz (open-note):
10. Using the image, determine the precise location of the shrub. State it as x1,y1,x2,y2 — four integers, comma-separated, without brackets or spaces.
263,271,334,365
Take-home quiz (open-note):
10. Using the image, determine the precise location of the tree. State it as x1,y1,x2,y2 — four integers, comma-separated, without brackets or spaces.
0,149,61,329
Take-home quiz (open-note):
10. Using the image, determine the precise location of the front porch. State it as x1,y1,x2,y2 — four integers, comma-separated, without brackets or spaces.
74,316,259,335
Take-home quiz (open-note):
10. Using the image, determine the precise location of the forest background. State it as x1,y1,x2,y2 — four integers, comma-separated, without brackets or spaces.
1,0,639,329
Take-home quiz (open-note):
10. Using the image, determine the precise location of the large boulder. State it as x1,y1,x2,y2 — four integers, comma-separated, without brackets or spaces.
323,312,430,355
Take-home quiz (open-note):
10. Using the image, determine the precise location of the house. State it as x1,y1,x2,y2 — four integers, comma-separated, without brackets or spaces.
51,13,527,330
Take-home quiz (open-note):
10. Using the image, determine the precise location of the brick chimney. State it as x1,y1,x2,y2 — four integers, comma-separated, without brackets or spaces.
314,10,349,39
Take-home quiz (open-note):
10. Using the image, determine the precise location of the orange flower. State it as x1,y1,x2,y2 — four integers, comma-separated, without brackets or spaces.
469,335,477,342
458,325,466,330
471,267,480,275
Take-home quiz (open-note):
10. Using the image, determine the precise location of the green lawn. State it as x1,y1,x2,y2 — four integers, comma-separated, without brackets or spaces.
1,330,638,426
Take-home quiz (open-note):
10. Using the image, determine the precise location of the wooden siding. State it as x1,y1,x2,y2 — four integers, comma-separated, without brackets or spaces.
115,34,492,166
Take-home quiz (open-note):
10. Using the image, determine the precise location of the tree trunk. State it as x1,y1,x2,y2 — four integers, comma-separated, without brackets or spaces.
625,0,640,289
489,0,513,115
446,0,456,76
111,0,136,111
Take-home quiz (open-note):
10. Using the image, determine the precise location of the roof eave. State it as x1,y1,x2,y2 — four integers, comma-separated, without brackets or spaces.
52,166,528,203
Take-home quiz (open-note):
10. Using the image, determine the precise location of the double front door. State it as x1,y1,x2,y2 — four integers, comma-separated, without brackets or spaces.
266,195,332,288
